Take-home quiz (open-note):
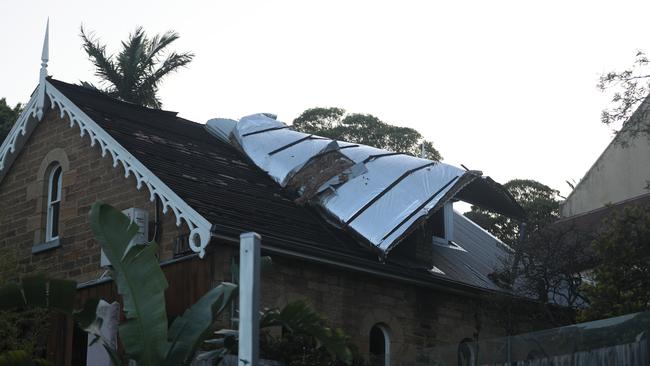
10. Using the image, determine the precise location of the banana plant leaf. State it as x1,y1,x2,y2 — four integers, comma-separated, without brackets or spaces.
89,202,170,365
165,282,238,366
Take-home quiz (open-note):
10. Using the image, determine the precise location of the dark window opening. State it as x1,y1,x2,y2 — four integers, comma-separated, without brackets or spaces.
458,338,476,366
370,324,389,366
431,209,445,239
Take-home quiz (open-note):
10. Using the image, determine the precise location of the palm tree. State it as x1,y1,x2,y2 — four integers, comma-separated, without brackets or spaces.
80,26,194,109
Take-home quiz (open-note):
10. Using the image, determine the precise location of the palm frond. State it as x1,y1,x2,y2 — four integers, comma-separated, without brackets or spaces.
146,30,180,64
80,26,121,89
149,51,194,83
136,51,193,108
80,25,193,109
117,27,147,100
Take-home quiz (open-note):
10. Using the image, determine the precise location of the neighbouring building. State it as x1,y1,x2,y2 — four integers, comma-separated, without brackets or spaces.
559,95,650,226
0,28,546,365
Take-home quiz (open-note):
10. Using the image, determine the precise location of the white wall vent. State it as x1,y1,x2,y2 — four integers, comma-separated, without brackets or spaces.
100,207,149,267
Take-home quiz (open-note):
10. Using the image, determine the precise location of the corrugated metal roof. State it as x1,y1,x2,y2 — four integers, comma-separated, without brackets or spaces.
431,211,511,291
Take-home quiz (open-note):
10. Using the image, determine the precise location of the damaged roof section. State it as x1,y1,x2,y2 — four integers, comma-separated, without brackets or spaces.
206,113,525,256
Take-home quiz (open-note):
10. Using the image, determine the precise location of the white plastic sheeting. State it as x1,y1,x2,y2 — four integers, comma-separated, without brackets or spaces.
231,115,340,187
206,113,483,255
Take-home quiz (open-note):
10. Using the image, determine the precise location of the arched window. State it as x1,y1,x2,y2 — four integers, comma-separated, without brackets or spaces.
369,323,391,366
458,338,476,366
46,164,62,242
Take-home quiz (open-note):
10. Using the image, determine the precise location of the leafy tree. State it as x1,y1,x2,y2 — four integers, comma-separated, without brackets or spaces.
492,223,595,327
580,205,650,321
469,180,594,327
293,107,442,160
259,300,354,365
214,299,358,365
0,274,95,366
0,98,22,144
80,26,194,109
0,250,49,363
598,50,650,140
0,350,52,366
464,179,561,246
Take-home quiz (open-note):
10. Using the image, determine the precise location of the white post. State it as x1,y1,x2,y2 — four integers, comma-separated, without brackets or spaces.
239,232,260,366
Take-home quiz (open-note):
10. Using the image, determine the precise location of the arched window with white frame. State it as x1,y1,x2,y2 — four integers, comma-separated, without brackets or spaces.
46,164,62,242
369,323,391,366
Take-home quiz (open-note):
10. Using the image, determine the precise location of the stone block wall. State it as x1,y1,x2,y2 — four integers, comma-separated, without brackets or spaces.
0,109,186,283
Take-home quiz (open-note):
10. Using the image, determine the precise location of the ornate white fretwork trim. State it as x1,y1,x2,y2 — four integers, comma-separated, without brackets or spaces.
1,22,213,257
0,93,45,173
44,81,213,257
0,20,50,178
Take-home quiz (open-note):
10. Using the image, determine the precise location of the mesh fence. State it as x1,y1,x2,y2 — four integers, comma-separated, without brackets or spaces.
419,311,650,366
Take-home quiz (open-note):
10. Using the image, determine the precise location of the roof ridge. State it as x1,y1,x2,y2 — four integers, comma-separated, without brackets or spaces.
47,77,180,117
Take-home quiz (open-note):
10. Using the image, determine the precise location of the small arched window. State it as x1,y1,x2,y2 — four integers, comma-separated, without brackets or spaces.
458,338,476,366
46,164,62,242
369,323,391,366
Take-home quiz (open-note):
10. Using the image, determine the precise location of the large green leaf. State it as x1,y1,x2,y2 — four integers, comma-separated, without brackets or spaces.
165,282,238,366
89,202,169,365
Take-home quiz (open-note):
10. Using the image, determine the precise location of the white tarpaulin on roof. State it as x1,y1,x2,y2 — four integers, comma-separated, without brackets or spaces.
206,113,481,255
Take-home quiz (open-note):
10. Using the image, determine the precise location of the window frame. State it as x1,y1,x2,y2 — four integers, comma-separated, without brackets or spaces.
45,164,62,242
369,323,391,366
432,202,454,245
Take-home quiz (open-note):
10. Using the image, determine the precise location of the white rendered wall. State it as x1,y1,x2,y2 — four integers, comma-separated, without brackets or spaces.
561,126,650,218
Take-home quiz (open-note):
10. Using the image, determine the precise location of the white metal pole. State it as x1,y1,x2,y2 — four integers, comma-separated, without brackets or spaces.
239,232,260,366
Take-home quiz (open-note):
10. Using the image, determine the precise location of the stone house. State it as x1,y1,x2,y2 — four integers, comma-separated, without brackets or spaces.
0,33,539,365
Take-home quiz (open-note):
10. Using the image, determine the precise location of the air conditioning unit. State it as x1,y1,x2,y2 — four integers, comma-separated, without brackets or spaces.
100,207,149,267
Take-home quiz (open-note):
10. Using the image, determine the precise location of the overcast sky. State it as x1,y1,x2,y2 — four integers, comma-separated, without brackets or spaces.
1,0,645,201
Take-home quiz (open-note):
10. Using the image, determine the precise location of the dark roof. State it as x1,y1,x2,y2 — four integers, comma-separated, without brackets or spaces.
48,78,511,296
556,192,650,231
432,212,511,291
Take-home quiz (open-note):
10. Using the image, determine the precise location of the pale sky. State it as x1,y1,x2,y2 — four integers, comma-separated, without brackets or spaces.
1,0,644,200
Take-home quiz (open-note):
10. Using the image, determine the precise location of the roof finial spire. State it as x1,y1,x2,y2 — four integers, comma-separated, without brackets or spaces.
40,18,49,83
35,18,49,120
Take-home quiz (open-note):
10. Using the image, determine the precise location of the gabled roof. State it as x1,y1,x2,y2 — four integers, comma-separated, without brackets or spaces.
0,75,518,295
47,78,373,261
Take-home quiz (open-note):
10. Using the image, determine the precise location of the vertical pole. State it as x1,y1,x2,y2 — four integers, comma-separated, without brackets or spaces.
239,232,260,366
